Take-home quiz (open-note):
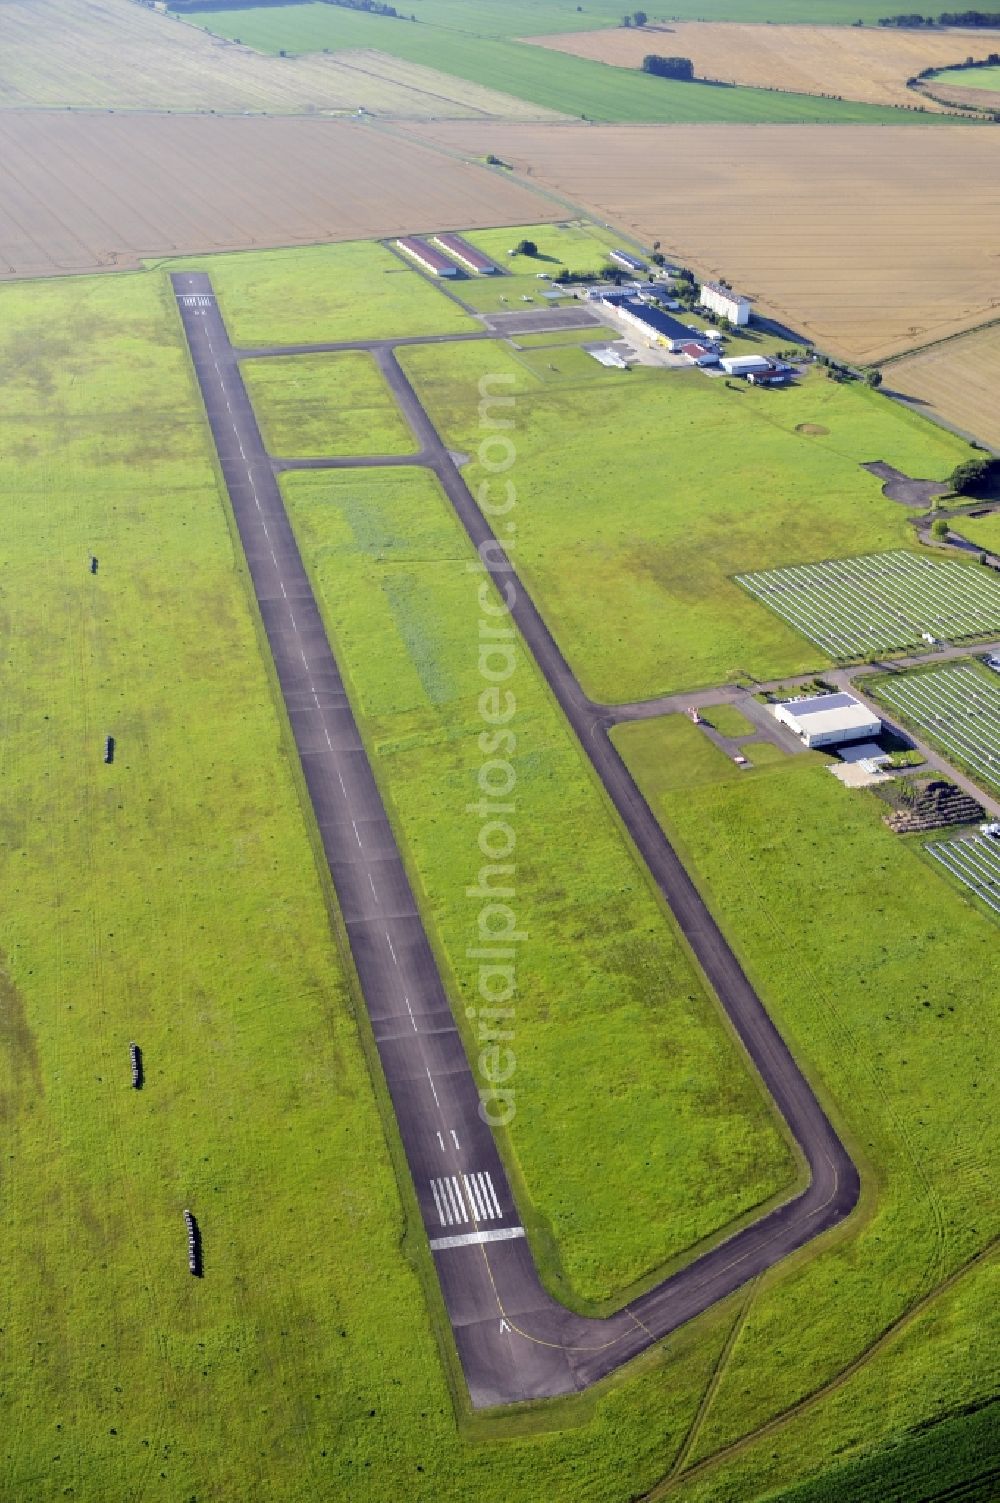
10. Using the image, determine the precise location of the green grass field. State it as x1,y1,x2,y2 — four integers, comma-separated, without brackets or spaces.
513,325,619,348
464,221,624,273
0,256,810,1503
455,274,576,313
931,62,1000,92
953,510,1000,553
158,239,475,346
398,341,974,700
451,223,630,314
0,265,441,1503
612,715,1000,1499
241,351,417,457
764,1395,1000,1503
4,241,996,1503
182,4,956,122
701,704,755,737
179,0,947,31
278,464,798,1307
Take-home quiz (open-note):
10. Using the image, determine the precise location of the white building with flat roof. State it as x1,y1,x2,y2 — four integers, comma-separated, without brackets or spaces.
773,692,881,749
720,354,773,376
701,282,751,326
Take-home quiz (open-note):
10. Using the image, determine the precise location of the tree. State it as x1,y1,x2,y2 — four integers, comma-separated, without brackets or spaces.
514,238,538,257
931,518,950,539
642,54,695,80
865,368,883,388
633,8,648,23
950,455,1000,495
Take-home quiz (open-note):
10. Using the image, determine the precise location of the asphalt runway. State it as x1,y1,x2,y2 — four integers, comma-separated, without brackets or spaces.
173,272,860,1408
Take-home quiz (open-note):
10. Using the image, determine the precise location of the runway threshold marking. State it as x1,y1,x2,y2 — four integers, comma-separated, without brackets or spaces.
429,1172,503,1227
430,1226,525,1251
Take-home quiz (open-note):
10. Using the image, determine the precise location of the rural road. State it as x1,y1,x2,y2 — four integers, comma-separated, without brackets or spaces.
174,272,860,1408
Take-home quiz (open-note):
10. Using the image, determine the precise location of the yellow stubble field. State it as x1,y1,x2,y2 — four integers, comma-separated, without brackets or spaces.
0,113,552,278
525,20,1000,113
887,323,1000,450
412,120,1000,364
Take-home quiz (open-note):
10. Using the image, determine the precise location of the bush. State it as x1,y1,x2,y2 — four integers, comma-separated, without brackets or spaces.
642,55,695,81
950,455,1000,495
931,517,951,539
514,238,538,257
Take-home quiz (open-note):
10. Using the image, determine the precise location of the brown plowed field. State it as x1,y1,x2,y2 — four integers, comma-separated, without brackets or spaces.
525,20,1000,113
0,113,550,279
0,0,563,117
888,325,1000,450
411,121,1000,363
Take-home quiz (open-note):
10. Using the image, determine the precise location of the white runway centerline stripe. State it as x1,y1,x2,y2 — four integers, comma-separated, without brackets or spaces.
429,1172,502,1227
430,1226,526,1251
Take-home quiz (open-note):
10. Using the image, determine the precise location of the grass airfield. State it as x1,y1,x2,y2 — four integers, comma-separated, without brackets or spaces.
398,337,974,699
0,232,997,1502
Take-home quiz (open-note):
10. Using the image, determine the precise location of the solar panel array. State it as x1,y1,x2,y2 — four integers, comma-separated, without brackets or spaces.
735,552,1000,658
873,664,1000,792
927,834,1000,918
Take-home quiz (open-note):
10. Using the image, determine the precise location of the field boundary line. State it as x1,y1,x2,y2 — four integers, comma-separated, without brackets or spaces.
641,1238,999,1500
880,311,1000,370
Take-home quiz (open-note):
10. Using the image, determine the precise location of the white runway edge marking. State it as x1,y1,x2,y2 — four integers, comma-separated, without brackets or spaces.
429,1226,526,1252
429,1171,503,1227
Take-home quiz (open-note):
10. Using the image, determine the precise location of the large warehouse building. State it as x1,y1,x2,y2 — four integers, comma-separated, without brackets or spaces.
773,693,882,749
601,294,695,351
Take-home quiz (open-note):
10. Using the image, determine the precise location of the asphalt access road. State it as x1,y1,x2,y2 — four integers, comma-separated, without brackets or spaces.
174,273,860,1408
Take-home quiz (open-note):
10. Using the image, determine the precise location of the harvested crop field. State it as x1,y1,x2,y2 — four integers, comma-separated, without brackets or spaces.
0,0,564,117
411,121,1000,363
888,323,1000,450
526,21,1000,112
0,113,549,279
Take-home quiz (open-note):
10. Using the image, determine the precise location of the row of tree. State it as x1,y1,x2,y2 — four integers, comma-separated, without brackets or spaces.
322,0,400,14
879,9,1000,25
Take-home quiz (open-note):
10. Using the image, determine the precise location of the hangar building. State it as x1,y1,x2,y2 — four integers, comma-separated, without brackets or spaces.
773,692,882,749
